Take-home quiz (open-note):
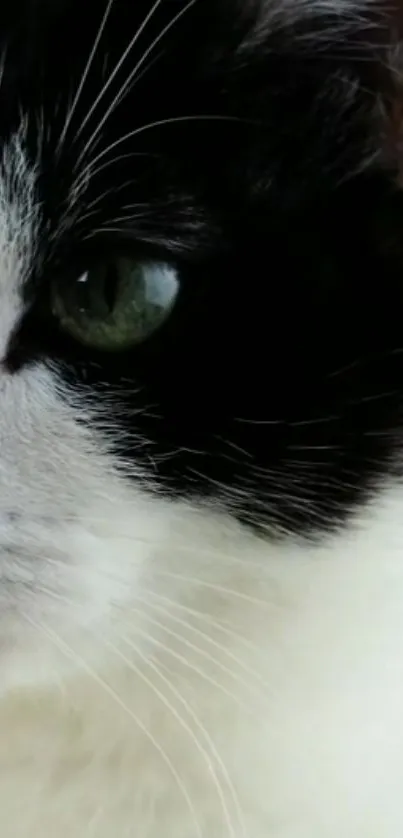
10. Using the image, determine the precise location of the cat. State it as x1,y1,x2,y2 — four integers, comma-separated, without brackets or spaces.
1,0,403,835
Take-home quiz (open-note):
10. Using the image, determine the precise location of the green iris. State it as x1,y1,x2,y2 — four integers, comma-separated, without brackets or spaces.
51,258,179,351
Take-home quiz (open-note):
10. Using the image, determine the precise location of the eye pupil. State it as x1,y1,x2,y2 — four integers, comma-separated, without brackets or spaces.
75,273,92,316
103,262,120,314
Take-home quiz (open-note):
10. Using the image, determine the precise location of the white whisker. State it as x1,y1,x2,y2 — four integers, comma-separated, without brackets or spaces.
102,634,245,838
72,153,152,203
138,586,268,665
19,609,204,838
0,47,8,94
129,602,266,702
72,209,99,228
75,0,164,155
80,114,241,173
85,150,155,182
34,579,266,702
96,212,151,226
30,582,260,716
76,0,200,169
147,571,271,608
57,0,115,154
9,528,275,576
130,620,257,715
145,601,267,692
83,186,137,213
83,222,149,238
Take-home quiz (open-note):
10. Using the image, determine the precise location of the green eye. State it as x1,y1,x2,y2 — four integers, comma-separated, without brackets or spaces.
51,258,179,351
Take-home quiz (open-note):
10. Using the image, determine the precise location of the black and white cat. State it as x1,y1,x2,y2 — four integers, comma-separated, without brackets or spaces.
2,0,403,834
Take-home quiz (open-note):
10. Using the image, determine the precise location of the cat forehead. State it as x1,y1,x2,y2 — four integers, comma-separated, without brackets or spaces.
0,0,392,259
0,0,372,81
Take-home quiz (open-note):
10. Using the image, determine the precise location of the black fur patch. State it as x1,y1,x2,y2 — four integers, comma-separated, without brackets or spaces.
3,0,403,534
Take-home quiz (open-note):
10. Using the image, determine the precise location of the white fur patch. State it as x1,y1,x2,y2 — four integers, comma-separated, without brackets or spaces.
0,132,38,356
1,130,403,837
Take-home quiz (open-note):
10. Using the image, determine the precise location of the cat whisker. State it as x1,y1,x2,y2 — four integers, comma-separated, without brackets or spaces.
95,211,153,226
101,633,245,838
0,47,8,95
80,184,138,213
64,152,151,212
2,525,279,576
31,585,262,716
135,585,268,656
84,114,243,173
27,534,276,577
83,222,149,239
83,150,156,184
75,0,200,169
19,608,204,838
79,175,148,213
134,591,272,694
57,0,115,155
143,572,273,608
128,602,268,703
74,0,165,156
32,578,268,699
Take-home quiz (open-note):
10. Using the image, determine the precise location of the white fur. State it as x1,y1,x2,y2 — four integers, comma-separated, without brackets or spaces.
1,135,403,837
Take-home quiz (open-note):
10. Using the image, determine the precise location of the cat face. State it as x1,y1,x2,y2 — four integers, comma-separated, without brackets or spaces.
0,0,402,688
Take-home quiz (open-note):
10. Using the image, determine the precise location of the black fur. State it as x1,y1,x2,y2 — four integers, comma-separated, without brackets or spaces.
2,0,403,534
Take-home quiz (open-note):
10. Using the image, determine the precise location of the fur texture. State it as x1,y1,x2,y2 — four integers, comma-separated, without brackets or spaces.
1,0,403,835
